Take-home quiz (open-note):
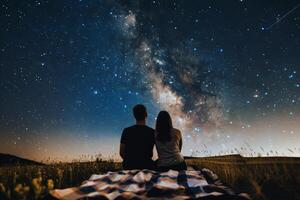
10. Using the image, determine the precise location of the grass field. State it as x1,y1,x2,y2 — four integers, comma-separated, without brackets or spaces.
0,160,120,200
0,155,299,200
186,155,300,200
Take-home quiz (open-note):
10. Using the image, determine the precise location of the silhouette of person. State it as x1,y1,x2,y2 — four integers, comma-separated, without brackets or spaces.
119,104,155,170
155,111,187,172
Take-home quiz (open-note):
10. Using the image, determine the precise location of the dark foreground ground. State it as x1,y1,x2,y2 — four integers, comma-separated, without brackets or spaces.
186,155,300,200
0,155,299,200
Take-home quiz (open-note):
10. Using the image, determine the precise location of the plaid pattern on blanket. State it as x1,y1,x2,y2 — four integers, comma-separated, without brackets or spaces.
50,169,250,200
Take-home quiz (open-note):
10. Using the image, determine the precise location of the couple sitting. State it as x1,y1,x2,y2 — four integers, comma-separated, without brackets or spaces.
119,104,187,172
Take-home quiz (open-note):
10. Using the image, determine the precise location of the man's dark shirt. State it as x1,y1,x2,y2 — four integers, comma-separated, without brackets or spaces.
121,125,155,170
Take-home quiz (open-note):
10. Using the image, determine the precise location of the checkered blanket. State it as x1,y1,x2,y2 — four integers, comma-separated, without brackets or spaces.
50,169,250,200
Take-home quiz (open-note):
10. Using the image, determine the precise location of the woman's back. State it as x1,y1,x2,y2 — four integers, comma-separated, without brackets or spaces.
155,128,184,167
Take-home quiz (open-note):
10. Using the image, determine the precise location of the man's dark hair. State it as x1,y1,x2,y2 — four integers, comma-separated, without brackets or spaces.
133,104,147,121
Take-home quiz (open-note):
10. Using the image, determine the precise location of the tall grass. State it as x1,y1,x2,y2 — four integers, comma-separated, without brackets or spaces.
186,156,300,200
0,160,120,200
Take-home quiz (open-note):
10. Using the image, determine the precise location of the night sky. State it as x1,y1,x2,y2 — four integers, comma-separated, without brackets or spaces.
1,0,300,162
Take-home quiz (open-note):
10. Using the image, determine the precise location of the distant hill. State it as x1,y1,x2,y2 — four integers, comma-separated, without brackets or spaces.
185,154,243,160
185,154,300,164
0,153,44,166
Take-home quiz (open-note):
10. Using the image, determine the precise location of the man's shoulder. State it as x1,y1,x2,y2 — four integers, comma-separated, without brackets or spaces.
124,125,154,133
124,125,134,130
124,125,139,130
144,125,155,132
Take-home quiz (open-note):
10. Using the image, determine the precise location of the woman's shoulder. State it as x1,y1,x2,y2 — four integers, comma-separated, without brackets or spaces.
172,128,181,136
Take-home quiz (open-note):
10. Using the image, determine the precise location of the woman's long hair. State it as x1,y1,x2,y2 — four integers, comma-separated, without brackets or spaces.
156,111,173,142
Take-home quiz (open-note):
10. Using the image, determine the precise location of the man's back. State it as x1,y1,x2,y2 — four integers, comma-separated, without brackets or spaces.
121,125,155,169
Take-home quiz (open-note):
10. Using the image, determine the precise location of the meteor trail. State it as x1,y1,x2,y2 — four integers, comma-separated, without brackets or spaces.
264,3,300,30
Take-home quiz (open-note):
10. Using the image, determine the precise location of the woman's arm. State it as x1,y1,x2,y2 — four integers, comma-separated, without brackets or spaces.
179,131,183,151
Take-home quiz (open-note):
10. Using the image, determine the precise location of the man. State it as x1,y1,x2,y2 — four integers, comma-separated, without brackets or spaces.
120,104,155,170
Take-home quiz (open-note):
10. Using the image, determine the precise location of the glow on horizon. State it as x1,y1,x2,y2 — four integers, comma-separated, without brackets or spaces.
1,115,299,162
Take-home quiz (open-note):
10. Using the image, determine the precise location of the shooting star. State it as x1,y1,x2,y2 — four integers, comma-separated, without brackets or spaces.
263,3,300,31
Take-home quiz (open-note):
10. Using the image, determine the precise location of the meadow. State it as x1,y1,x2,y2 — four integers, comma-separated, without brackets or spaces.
0,155,299,200
0,160,120,200
186,155,300,200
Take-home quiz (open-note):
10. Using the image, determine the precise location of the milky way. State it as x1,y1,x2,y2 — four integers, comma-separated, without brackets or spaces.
0,0,299,161
117,9,225,141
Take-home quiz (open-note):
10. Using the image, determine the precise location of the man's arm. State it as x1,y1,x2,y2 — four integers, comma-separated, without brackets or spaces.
119,143,126,160
120,129,127,160
150,131,155,159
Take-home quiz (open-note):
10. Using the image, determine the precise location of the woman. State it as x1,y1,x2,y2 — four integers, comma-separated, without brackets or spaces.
155,111,187,172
